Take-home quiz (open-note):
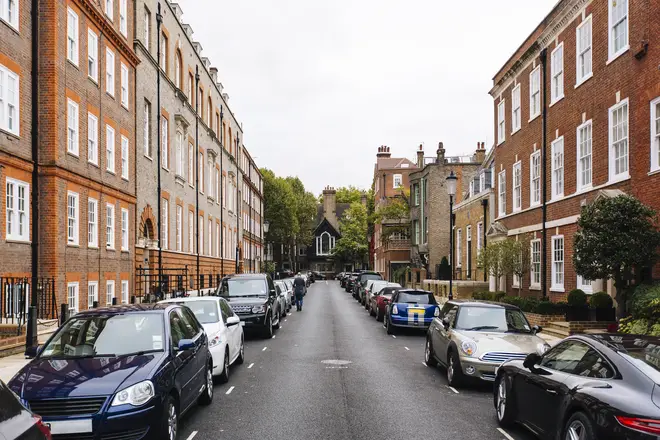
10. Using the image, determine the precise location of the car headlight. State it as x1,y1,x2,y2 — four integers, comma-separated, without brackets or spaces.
252,305,266,314
537,343,551,355
460,340,477,357
392,305,398,314
111,380,155,407
434,307,440,317
209,333,222,347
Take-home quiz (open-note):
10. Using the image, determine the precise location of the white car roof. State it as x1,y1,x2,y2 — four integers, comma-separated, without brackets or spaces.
159,296,222,304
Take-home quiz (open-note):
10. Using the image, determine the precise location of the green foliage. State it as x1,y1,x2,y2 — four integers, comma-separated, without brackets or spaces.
332,203,369,265
510,235,533,296
567,289,588,307
589,292,614,309
373,189,410,244
335,186,367,204
261,168,297,244
285,176,317,248
535,301,567,316
478,242,505,281
495,296,566,315
628,283,660,319
263,261,276,275
472,291,506,302
574,195,660,318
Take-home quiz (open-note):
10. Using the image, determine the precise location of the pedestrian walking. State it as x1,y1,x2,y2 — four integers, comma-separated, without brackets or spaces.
293,272,306,311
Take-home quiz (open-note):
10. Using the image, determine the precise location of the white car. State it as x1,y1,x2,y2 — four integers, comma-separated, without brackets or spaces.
275,281,290,315
366,281,401,312
275,280,292,312
159,296,244,382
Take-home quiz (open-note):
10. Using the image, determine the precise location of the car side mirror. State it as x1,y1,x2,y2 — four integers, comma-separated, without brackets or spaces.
523,352,542,370
532,325,542,334
269,289,277,297
177,339,195,351
226,316,241,327
442,317,450,329
25,345,40,359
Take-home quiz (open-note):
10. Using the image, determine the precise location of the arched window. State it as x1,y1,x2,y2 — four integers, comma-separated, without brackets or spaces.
207,97,212,127
174,50,182,89
198,88,203,117
316,231,335,256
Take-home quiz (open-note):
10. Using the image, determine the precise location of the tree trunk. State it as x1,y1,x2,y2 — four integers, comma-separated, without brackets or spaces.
613,274,627,321
518,281,522,298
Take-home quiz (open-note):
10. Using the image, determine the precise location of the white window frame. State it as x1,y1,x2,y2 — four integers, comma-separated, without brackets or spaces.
143,8,150,50
161,117,169,169
208,218,212,256
120,136,129,180
530,239,541,288
143,101,151,158
530,150,541,207
120,63,129,109
87,112,98,165
88,281,98,309
121,280,129,304
188,142,194,186
188,211,194,253
67,8,79,66
1,0,19,30
512,161,522,212
216,223,220,257
476,222,483,255
67,282,79,314
393,174,402,188
67,191,79,245
651,97,660,173
529,66,541,121
198,152,204,194
175,131,183,177
608,0,629,62
511,84,521,133
575,15,593,86
105,0,113,21
577,275,593,294
106,280,115,306
105,48,115,96
199,215,204,254
551,235,565,292
316,231,335,256
5,177,29,242
551,137,564,200
0,64,20,136
456,228,462,268
106,203,115,249
106,124,115,173
497,100,505,145
176,205,182,252
67,99,79,156
88,198,98,247
121,207,128,251
608,98,630,182
88,29,99,82
577,120,593,191
161,198,168,250
550,43,564,104
119,0,127,36
498,170,506,217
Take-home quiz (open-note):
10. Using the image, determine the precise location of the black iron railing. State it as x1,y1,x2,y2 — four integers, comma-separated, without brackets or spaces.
135,266,224,303
1,277,57,334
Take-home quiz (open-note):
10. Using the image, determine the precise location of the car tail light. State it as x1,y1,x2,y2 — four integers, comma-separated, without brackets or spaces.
34,415,53,440
616,416,660,435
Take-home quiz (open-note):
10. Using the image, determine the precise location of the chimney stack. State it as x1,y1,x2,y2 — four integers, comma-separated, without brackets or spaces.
436,142,446,164
416,144,424,168
376,145,391,159
322,186,338,230
475,141,486,163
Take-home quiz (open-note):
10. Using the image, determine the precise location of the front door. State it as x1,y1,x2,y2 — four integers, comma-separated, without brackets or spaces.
434,305,457,365
169,309,197,410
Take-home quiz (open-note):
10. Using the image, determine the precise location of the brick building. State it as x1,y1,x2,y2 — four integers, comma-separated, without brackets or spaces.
409,142,484,278
372,145,417,281
241,148,263,274
489,0,659,300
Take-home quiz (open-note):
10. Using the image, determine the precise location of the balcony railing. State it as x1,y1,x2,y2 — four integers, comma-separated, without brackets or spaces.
384,239,411,251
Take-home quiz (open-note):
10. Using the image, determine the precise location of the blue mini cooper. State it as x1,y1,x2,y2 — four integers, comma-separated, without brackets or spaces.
384,289,439,334
9,304,213,440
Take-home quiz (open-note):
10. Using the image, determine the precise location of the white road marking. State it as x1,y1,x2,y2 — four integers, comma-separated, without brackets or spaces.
284,319,287,322
497,428,515,440
404,347,410,351
247,363,254,369
185,431,198,440
448,386,459,394
262,347,267,351
225,386,235,395
391,335,396,338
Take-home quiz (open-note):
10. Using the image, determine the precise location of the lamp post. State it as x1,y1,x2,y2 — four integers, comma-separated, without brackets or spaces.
446,171,457,300
263,221,270,276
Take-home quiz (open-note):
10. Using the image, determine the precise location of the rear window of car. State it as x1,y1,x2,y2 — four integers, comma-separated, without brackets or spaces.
593,334,660,381
397,292,435,304
360,274,382,283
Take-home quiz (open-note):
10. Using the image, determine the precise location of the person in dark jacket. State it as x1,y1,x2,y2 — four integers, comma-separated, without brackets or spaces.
293,273,306,311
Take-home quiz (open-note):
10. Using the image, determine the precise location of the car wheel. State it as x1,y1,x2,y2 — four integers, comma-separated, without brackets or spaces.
386,316,395,335
160,395,178,440
236,337,245,365
447,350,464,388
425,337,438,367
218,349,230,384
563,412,595,440
273,311,281,330
198,363,214,405
494,374,515,427
376,309,383,322
263,314,273,339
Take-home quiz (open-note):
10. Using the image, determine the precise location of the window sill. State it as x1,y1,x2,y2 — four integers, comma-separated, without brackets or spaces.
528,113,540,124
106,91,115,100
511,127,521,136
162,167,170,173
513,207,521,213
67,151,80,159
106,169,116,176
66,58,80,70
121,249,129,253
606,46,629,66
106,247,116,252
549,95,564,108
574,72,593,89
576,184,593,194
529,284,541,291
550,287,565,293
67,243,80,248
88,160,99,168
121,103,129,111
648,169,660,177
88,76,99,86
551,194,565,203
497,139,505,147
88,245,99,249
175,175,185,186
144,154,153,161
121,176,129,182
5,239,31,244
530,201,541,208
512,284,520,289
607,173,630,186
0,127,20,139
0,17,19,33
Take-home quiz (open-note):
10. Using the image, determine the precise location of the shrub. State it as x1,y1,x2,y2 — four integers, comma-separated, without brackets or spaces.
567,289,588,307
628,284,660,319
472,291,491,300
471,291,507,301
589,292,614,309
619,318,650,335
535,301,566,316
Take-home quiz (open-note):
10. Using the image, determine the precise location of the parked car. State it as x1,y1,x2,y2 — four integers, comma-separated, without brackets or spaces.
275,280,293,312
356,271,383,304
372,286,401,321
367,282,401,314
0,378,52,439
274,281,290,315
385,289,438,335
282,278,295,301
336,272,344,281
159,296,244,382
494,333,660,440
345,273,359,292
312,271,326,280
9,304,214,440
218,273,281,338
425,300,549,388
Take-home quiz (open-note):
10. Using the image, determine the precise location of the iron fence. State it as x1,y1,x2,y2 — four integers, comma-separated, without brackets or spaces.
135,267,223,303
0,277,57,334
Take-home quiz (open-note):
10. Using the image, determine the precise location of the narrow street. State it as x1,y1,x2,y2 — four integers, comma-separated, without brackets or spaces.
177,281,535,440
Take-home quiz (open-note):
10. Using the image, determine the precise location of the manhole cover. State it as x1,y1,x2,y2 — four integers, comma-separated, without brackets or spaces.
321,359,352,366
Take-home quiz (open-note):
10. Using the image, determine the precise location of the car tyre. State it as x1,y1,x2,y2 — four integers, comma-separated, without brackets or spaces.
273,311,281,330
160,395,178,440
376,309,383,322
386,316,395,335
494,374,515,428
425,337,438,367
369,304,376,317
263,314,273,339
563,412,595,440
446,350,465,388
199,363,214,405
236,337,245,364
218,349,230,384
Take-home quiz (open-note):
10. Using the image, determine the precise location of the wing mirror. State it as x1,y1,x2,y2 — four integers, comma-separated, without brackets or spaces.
226,316,241,327
269,289,277,297
177,339,195,351
25,345,41,359
523,352,542,370
441,317,450,330
532,325,542,334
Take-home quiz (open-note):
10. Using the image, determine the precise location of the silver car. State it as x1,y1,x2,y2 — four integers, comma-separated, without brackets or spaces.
274,281,290,315
425,300,550,388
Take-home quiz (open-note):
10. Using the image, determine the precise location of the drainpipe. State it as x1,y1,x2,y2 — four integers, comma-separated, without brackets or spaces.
219,107,224,276
156,3,163,298
195,66,200,296
540,47,548,301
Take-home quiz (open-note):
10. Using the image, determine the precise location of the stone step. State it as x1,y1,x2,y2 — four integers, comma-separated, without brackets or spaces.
544,324,571,339
549,321,570,328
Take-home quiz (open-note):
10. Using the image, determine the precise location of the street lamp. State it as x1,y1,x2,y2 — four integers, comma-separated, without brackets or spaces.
263,220,270,234
446,171,457,300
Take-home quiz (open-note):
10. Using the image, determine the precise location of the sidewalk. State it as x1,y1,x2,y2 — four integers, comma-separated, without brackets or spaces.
0,354,29,383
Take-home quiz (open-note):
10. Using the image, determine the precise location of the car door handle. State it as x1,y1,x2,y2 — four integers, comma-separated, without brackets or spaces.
545,389,557,394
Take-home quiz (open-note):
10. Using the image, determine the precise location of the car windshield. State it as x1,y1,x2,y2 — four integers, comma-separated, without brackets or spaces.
169,301,219,324
39,313,165,358
397,292,435,304
221,278,268,297
455,306,531,333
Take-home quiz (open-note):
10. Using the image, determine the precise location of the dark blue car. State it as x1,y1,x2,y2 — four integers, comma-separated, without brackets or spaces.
9,304,214,440
384,289,439,334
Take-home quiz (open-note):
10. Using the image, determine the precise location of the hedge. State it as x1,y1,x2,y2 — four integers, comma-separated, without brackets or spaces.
620,283,660,336
471,291,566,315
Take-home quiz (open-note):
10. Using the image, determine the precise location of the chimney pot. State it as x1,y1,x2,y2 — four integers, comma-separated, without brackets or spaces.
419,144,423,151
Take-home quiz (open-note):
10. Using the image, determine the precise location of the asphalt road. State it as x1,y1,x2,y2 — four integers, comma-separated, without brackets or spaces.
177,281,537,440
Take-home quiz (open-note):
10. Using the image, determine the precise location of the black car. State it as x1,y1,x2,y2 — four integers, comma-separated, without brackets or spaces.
345,273,359,292
218,274,281,338
0,378,51,439
355,271,383,304
312,271,326,281
495,333,660,440
9,304,213,440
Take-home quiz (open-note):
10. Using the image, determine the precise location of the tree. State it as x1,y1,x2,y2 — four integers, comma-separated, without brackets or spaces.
373,189,410,245
285,177,317,248
336,186,365,204
510,235,532,297
574,195,660,320
261,169,296,246
333,202,369,267
478,241,505,290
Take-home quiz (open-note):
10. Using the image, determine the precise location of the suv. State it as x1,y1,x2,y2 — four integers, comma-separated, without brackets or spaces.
355,271,383,304
218,274,282,338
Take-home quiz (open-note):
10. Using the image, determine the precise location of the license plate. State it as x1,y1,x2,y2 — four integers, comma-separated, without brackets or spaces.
45,419,93,434
240,321,245,327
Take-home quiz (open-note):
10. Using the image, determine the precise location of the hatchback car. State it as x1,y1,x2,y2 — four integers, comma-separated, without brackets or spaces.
275,280,292,312
385,289,438,335
495,334,660,440
356,271,383,303
0,378,52,439
159,296,244,382
9,304,213,440
368,283,401,317
365,281,401,312
372,286,401,321
425,300,549,388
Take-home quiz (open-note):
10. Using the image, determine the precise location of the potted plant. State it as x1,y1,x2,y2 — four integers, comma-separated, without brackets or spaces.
566,289,589,321
589,291,615,322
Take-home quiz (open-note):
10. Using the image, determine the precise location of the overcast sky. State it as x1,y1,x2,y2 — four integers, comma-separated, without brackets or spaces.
179,0,557,196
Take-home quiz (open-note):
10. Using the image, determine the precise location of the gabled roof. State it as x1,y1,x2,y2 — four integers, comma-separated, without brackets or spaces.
314,203,350,228
376,157,417,171
314,217,340,236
